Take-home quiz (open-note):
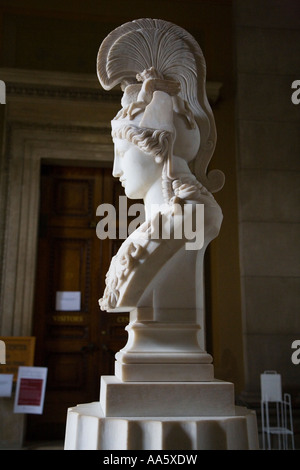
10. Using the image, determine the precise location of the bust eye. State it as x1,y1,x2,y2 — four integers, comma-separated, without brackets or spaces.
116,150,125,158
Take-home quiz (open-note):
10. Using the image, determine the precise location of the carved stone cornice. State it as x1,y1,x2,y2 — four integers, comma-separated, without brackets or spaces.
0,68,121,102
0,68,222,104
6,120,111,135
6,83,121,102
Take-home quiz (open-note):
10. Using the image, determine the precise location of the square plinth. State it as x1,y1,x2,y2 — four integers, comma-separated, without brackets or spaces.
100,376,235,418
115,361,214,381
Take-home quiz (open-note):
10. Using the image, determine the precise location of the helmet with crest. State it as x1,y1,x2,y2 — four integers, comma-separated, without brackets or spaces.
97,18,224,194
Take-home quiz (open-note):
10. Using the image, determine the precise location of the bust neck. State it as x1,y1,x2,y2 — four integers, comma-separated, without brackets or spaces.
144,177,165,220
143,156,194,220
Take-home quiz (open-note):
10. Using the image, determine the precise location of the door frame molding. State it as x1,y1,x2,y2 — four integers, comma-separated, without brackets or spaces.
1,123,114,336
0,68,220,337
0,68,120,337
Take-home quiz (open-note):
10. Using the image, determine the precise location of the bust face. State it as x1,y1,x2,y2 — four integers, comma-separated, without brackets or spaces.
112,137,162,200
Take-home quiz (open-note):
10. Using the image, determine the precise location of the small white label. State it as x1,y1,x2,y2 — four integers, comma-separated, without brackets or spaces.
0,374,13,397
55,291,81,311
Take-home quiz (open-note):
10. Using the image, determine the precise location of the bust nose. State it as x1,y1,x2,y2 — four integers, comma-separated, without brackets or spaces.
112,152,122,178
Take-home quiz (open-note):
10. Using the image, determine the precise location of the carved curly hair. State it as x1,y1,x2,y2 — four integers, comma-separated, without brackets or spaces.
112,123,175,202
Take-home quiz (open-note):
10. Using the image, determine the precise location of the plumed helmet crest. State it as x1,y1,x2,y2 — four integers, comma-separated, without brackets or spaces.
97,18,224,193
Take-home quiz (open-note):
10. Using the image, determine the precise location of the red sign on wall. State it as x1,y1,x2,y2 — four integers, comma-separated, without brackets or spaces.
17,378,44,406
14,367,47,414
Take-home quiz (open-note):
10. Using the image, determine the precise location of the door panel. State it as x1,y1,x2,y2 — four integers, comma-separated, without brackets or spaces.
26,165,129,440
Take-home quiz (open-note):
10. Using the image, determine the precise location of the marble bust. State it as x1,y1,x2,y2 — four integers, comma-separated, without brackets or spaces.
64,19,259,450
97,18,224,382
98,19,224,318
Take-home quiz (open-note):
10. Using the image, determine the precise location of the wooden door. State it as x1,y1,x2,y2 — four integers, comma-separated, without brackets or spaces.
26,165,129,441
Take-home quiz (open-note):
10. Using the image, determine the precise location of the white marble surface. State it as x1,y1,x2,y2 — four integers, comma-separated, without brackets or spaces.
115,362,214,382
64,402,259,450
100,376,235,417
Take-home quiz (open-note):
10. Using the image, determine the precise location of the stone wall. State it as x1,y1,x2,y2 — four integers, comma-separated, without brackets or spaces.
234,0,300,415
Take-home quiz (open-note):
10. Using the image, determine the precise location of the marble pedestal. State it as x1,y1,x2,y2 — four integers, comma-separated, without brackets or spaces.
100,376,235,417
64,401,258,450
64,375,259,450
64,307,259,450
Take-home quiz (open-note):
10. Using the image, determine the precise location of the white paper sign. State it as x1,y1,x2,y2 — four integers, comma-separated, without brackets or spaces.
55,291,81,311
0,374,13,397
14,366,47,414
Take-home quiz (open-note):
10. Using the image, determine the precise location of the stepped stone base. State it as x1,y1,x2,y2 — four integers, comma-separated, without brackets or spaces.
64,402,259,450
100,376,235,417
